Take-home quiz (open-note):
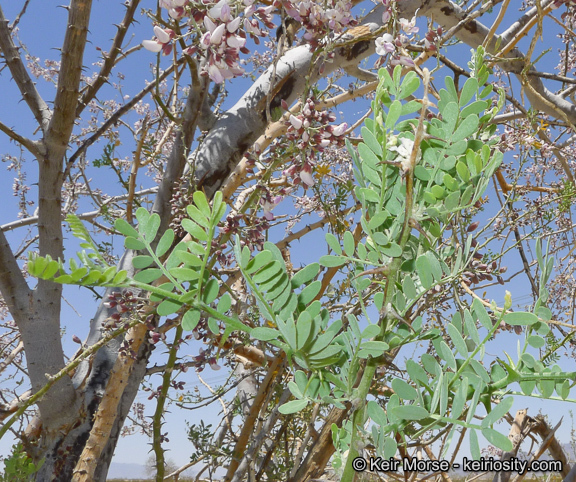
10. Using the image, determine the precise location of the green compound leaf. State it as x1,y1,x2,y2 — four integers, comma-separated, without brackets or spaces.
361,126,383,157
156,229,175,258
169,267,200,281
193,190,211,219
298,281,321,306
390,405,430,421
134,268,163,283
416,255,433,289
367,400,388,426
325,233,342,255
481,428,513,452
181,219,208,241
391,379,418,400
447,323,469,358
186,205,210,229
202,279,219,304
252,327,280,341
469,430,480,460
115,218,139,238
459,77,478,106
503,312,539,326
482,396,514,428
132,255,154,269
124,237,146,251
319,255,347,268
157,299,181,316
343,231,355,256
452,114,479,143
245,251,273,275
291,263,320,288
399,71,420,99
386,100,402,129
527,335,545,349
279,399,309,415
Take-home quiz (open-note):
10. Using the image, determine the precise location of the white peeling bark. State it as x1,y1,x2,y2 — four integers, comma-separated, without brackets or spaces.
191,9,385,197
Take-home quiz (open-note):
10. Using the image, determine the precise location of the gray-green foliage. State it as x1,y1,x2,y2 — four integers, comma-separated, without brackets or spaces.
28,47,576,478
0,444,43,482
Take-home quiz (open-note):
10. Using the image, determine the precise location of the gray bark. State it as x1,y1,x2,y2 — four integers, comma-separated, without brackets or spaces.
191,12,383,198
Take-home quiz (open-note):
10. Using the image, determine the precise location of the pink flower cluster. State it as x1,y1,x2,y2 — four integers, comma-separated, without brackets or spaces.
381,0,393,24
424,26,442,52
282,98,347,187
196,4,248,83
143,25,176,55
221,212,270,251
159,0,188,19
144,0,274,83
278,0,357,44
374,15,421,67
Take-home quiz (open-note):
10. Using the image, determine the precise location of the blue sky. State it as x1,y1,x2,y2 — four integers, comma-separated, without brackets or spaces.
1,0,576,475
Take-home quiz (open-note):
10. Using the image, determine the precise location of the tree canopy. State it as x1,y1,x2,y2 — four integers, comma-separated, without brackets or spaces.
2,1,576,481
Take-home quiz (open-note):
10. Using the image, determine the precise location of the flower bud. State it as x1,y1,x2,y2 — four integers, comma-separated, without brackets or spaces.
504,291,512,310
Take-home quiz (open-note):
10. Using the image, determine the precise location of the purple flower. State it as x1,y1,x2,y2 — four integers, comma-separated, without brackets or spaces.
399,17,419,35
375,33,395,56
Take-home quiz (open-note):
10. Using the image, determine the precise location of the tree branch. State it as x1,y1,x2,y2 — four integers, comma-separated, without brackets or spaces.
0,228,31,320
68,67,210,480
64,62,180,179
0,187,158,232
0,119,41,157
76,0,141,117
72,322,149,482
225,355,285,482
0,4,51,132
190,8,384,198
8,0,32,31
46,0,92,153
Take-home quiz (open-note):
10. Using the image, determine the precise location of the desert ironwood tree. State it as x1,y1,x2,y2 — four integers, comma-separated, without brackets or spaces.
2,0,576,481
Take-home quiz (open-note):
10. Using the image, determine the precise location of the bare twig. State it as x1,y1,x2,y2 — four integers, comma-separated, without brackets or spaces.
64,63,180,179
0,341,23,377
224,355,285,481
76,0,141,117
0,120,41,157
153,324,183,481
8,0,32,31
0,5,51,132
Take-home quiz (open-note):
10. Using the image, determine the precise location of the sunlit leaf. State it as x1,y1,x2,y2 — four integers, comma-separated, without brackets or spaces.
319,255,346,268
124,237,145,251
481,396,514,428
157,299,181,316
391,405,429,421
481,428,513,451
134,268,163,283
251,327,280,341
156,229,175,257
115,218,139,238
503,312,538,326
202,279,219,304
279,400,309,414
391,379,418,400
133,255,154,269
